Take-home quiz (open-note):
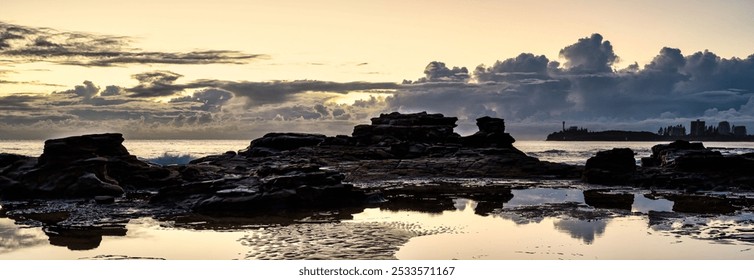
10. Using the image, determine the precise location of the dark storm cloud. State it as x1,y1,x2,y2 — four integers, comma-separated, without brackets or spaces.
559,33,619,73
169,88,233,111
0,94,44,110
0,21,265,66
127,71,400,106
385,33,754,138
221,80,399,107
474,53,551,82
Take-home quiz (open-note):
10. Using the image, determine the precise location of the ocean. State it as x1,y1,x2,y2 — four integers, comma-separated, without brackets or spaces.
2,140,754,260
3,139,754,166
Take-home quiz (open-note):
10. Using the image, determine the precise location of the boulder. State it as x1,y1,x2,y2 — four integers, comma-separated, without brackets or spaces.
462,116,516,148
641,140,705,167
37,133,129,166
582,148,636,185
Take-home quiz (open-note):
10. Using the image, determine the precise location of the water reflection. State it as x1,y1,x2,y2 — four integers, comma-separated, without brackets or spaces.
504,188,585,208
633,195,674,213
1,186,753,259
0,218,48,254
553,219,608,245
45,225,127,251
394,199,754,259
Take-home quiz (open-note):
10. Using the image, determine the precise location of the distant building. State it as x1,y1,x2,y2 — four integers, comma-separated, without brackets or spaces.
690,119,706,137
733,125,747,137
669,126,686,137
718,121,731,135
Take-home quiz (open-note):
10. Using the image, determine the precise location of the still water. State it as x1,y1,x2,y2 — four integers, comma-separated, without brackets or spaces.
2,188,753,260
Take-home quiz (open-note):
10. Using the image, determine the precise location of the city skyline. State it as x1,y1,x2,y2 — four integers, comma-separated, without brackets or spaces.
2,0,754,139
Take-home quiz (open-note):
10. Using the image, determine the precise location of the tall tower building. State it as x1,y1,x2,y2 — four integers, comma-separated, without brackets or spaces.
690,119,706,137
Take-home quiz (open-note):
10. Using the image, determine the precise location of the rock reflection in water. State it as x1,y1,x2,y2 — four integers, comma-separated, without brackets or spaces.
45,225,127,251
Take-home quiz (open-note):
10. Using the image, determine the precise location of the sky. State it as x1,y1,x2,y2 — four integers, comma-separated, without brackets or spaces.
2,0,754,140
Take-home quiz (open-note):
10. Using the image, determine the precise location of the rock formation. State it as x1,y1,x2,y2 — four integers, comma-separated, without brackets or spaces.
351,111,461,146
584,140,754,191
1,133,180,199
1,112,579,213
582,148,636,185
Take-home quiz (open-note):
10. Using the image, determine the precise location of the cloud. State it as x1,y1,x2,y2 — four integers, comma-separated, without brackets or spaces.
126,72,400,106
411,61,470,83
0,94,44,110
474,53,551,82
0,21,265,67
0,79,64,87
385,34,754,138
169,88,233,111
3,32,754,140
559,33,619,73
100,85,126,96
54,80,100,100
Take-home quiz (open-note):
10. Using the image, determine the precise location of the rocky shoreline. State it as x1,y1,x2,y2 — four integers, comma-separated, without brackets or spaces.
2,112,754,253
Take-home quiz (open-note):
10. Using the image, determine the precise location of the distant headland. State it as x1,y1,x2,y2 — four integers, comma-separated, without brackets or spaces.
547,119,754,141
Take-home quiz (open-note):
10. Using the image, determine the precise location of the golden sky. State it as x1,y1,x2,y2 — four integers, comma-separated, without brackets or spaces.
4,0,754,91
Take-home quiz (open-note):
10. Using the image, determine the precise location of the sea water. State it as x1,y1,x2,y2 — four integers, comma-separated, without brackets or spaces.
2,140,754,259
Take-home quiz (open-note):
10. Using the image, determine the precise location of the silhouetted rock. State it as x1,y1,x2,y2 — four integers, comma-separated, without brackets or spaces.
240,132,327,157
0,133,180,199
37,133,129,166
633,140,754,191
462,116,517,148
1,113,581,216
351,112,460,146
156,163,369,213
641,140,706,167
582,148,636,185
